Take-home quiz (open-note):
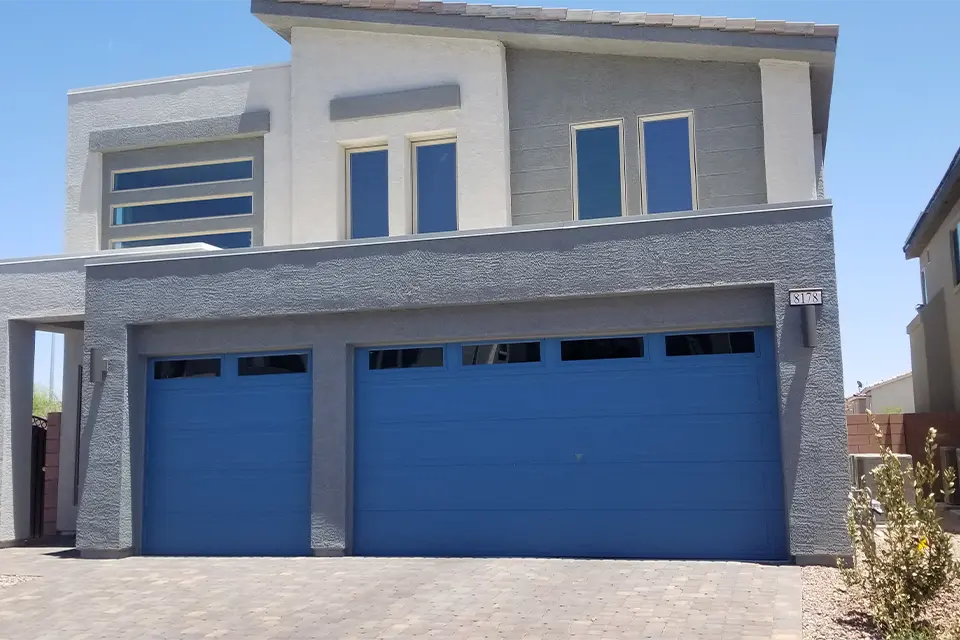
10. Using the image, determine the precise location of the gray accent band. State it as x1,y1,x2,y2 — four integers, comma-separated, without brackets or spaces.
330,84,461,121
79,547,135,559
89,111,271,153
312,548,346,557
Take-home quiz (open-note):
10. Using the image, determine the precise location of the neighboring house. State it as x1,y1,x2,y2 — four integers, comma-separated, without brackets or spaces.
904,146,960,413
0,1,846,565
845,372,915,414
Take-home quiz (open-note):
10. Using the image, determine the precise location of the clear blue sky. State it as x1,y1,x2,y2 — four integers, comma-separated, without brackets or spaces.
2,1,957,397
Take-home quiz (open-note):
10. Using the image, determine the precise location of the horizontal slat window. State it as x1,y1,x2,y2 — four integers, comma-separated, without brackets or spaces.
112,230,252,250
369,347,444,370
665,332,755,357
113,160,252,191
154,359,221,380
239,354,308,376
462,342,541,365
113,195,253,225
561,337,644,361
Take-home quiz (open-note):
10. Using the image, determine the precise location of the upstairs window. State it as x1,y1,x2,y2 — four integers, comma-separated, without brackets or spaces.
112,159,252,191
639,113,697,214
920,267,928,305
414,139,458,233
112,195,252,225
347,147,389,239
112,230,252,250
572,121,625,220
952,226,960,285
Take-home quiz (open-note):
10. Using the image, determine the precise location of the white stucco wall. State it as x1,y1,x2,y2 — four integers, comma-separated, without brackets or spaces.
65,64,293,252
867,375,916,414
759,59,817,204
289,27,512,242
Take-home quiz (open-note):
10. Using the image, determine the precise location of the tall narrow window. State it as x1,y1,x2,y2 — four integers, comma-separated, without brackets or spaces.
952,226,960,285
572,121,624,220
640,113,697,214
347,147,389,239
920,267,928,305
414,139,457,233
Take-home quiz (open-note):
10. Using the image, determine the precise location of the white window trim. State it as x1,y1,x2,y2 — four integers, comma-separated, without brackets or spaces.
109,227,254,248
344,144,389,240
638,111,699,215
109,192,256,228
569,119,626,221
410,136,459,234
110,157,255,194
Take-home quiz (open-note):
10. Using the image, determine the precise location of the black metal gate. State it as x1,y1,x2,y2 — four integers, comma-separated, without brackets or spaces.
30,415,47,539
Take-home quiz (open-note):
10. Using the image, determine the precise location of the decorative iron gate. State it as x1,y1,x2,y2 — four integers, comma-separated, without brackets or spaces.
30,415,47,539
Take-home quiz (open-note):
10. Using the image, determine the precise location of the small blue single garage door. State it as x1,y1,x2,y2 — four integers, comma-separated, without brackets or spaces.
143,351,312,556
354,327,786,561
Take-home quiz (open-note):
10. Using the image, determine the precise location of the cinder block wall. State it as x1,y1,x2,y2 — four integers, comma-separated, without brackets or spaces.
43,412,61,536
847,413,906,454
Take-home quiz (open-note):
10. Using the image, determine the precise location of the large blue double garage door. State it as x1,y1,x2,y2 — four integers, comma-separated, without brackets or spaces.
355,327,787,561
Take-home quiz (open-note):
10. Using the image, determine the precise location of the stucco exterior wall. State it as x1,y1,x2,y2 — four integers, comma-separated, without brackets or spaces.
0,258,87,542
908,196,960,413
864,375,915,414
76,201,847,561
289,27,511,240
65,64,292,252
505,49,766,225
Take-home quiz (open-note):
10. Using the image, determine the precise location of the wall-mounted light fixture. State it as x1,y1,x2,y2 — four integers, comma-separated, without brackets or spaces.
88,348,108,383
789,288,823,348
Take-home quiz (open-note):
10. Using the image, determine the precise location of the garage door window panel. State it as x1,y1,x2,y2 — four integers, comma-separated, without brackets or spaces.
238,353,309,376
368,347,444,370
560,336,645,362
461,341,541,366
153,358,221,380
665,331,756,357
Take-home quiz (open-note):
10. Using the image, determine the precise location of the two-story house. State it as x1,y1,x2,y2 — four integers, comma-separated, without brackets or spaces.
905,147,960,414
0,0,846,564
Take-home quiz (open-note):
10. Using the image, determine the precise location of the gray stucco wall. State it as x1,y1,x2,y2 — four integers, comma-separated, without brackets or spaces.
0,258,87,542
506,49,767,225
76,200,846,560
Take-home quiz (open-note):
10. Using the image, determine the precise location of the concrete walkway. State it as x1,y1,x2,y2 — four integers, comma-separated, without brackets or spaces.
0,547,801,639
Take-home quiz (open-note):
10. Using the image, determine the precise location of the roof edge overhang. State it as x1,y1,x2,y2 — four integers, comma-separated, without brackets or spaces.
904,147,960,260
251,0,836,139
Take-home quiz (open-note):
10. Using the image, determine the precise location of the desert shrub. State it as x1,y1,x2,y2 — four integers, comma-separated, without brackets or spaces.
842,411,959,637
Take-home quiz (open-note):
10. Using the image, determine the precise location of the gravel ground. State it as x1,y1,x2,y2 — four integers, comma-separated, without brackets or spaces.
802,532,960,640
0,574,35,590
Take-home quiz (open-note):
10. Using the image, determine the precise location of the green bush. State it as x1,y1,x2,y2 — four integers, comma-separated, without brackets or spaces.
842,411,959,637
33,386,61,417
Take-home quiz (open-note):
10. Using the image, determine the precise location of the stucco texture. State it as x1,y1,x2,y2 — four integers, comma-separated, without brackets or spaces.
76,201,847,560
290,27,512,240
66,64,292,252
0,258,87,541
506,49,767,226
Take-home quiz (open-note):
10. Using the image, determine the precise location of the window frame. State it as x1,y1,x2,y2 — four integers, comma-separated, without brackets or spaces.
110,157,255,194
570,119,627,221
637,111,699,215
109,193,255,228
663,330,758,359
411,136,459,234
345,143,390,240
109,228,254,250
460,340,543,367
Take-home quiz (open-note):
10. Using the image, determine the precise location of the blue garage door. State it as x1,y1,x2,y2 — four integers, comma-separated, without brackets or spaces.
354,327,786,560
143,352,312,556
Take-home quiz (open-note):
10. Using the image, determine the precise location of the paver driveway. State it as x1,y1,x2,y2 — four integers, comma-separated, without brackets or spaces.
0,547,800,639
